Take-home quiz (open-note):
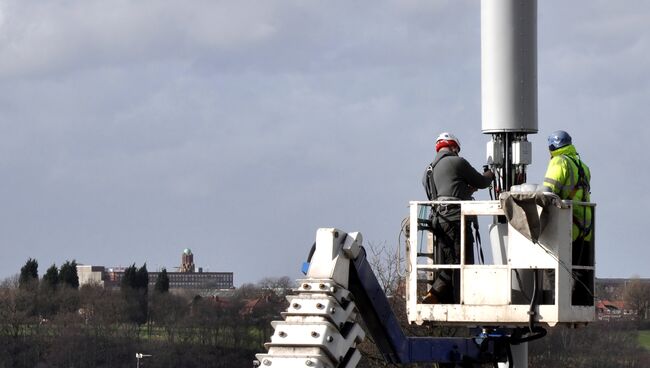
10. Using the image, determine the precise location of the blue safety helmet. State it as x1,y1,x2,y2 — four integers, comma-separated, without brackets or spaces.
547,130,572,151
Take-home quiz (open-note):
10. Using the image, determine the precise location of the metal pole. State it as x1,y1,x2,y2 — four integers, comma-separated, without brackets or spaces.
499,342,528,368
482,2,538,366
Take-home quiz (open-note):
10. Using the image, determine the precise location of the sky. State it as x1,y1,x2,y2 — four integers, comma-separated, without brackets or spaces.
1,0,649,286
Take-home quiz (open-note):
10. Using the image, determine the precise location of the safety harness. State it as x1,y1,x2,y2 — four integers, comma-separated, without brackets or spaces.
424,153,485,264
561,154,593,240
424,151,454,201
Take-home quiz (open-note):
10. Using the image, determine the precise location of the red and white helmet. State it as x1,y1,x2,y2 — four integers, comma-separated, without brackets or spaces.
435,132,461,152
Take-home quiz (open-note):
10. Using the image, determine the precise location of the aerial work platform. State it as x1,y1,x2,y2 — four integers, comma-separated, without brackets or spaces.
406,192,595,327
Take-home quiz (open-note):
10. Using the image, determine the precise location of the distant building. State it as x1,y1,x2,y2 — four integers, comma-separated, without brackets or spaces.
77,265,107,287
102,268,233,290
596,300,636,321
595,278,650,321
180,248,195,273
77,249,234,291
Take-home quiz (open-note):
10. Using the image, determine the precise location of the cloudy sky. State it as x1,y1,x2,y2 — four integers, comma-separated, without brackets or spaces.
1,0,648,285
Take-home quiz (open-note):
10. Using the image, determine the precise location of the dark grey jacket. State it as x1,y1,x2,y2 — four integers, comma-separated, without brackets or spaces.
422,150,492,201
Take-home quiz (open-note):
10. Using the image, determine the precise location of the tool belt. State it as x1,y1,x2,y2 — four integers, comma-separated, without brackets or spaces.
431,196,462,224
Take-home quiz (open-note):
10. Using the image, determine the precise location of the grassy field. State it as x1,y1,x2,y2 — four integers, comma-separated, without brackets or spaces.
639,330,650,351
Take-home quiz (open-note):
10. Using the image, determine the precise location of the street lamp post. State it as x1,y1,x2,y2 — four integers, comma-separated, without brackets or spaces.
135,353,152,368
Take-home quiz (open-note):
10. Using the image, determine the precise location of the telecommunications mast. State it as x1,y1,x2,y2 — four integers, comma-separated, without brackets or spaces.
482,0,537,192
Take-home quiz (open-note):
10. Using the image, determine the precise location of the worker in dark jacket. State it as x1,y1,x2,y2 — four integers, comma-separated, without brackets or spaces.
422,132,494,304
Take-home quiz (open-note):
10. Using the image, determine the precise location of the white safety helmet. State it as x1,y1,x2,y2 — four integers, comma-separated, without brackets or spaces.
435,132,461,152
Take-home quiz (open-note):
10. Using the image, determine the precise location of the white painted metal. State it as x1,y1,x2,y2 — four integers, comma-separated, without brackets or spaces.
267,321,365,362
406,195,596,326
489,223,508,265
308,229,362,288
512,140,533,165
256,229,366,368
257,348,336,368
486,139,504,165
284,294,357,329
481,0,538,133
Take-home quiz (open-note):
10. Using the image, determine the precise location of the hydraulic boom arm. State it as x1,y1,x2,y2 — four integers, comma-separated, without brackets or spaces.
255,228,510,367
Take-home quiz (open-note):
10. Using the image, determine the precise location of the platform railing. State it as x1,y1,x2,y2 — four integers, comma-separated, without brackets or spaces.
406,196,595,326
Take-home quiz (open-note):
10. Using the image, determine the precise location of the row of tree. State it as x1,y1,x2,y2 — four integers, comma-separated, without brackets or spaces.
15,259,177,326
19,258,79,290
4,253,650,367
1,258,290,367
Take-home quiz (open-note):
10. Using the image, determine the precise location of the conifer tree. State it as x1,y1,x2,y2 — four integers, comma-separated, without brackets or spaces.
19,258,39,289
42,264,59,290
59,260,79,288
154,268,170,293
136,263,149,291
121,264,138,290
121,263,149,324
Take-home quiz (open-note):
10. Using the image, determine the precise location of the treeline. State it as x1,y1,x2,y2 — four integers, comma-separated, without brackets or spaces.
0,259,291,367
528,322,650,367
3,256,649,367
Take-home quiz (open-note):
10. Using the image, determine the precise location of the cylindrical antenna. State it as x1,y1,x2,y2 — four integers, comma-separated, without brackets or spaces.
481,0,538,134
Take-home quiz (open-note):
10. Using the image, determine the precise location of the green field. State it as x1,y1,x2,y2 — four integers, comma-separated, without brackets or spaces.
639,330,650,351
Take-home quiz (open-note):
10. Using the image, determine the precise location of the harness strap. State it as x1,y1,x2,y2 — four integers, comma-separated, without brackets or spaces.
562,154,592,239
562,155,590,201
424,152,454,201
573,214,594,239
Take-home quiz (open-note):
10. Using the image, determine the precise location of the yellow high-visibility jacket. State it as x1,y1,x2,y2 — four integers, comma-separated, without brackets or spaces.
543,144,593,241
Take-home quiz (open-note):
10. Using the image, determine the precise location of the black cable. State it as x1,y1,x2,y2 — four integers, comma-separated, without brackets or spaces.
529,270,538,333
533,242,595,301
507,270,547,356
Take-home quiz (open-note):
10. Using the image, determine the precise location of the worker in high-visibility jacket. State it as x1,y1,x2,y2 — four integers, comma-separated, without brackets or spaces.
543,130,593,265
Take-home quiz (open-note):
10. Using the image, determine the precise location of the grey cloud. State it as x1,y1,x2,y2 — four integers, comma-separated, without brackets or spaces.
0,0,282,78
0,1,648,283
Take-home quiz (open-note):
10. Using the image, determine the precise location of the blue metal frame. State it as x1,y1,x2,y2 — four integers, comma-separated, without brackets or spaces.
349,247,509,365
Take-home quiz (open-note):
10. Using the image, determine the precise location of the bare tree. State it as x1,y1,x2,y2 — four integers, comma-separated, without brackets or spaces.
624,278,650,321
233,282,260,299
0,274,19,289
366,241,403,296
149,292,188,344
258,276,294,299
